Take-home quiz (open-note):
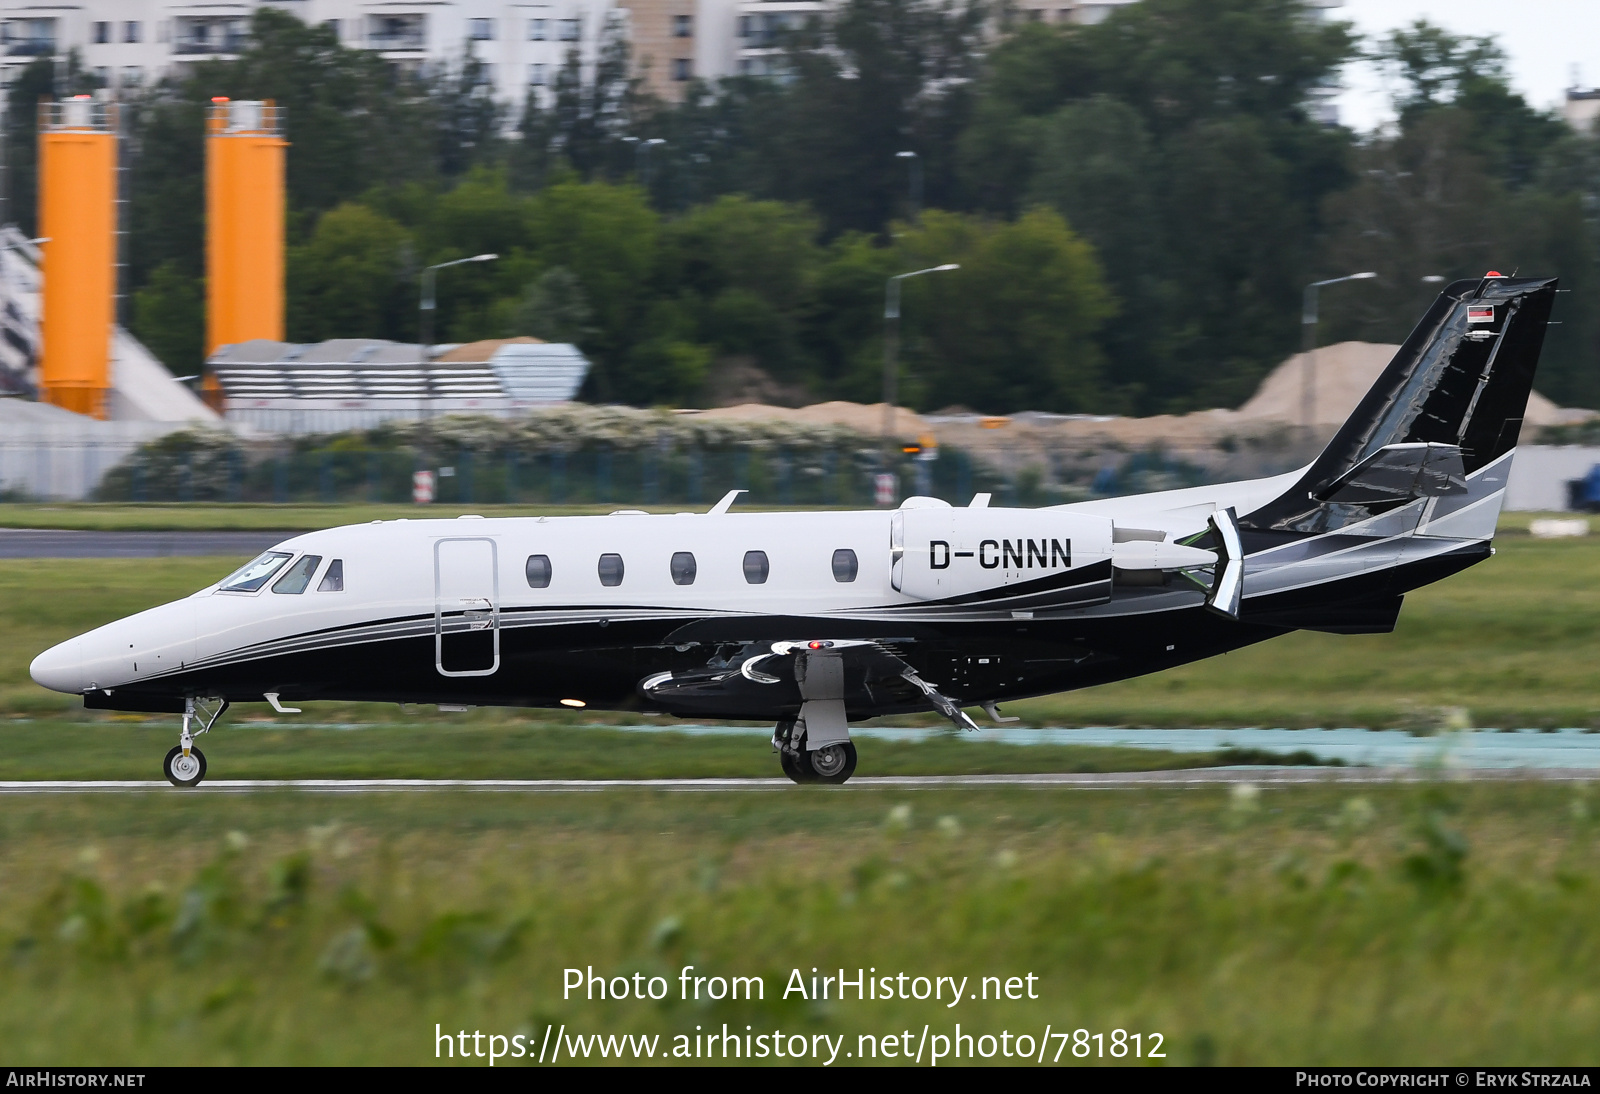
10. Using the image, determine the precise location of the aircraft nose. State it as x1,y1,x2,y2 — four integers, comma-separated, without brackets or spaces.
30,637,84,694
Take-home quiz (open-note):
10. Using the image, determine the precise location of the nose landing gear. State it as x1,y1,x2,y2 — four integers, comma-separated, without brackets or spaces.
165,697,227,788
164,744,206,787
772,717,858,785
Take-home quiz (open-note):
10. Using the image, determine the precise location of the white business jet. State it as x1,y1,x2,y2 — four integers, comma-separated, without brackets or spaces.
31,275,1555,785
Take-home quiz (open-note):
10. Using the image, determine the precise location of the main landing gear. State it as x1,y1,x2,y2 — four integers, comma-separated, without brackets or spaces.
773,718,858,785
165,697,227,788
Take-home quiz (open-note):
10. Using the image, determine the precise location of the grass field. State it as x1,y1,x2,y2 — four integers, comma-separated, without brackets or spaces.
0,782,1595,1065
3,519,1598,730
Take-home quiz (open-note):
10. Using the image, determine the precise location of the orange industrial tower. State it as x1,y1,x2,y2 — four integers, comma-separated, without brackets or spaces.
205,99,285,359
38,96,118,419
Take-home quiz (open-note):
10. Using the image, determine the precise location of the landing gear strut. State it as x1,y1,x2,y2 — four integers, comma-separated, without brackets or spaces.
773,717,858,785
165,697,227,788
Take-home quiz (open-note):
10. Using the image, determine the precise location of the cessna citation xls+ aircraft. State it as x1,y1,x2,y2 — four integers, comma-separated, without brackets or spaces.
31,275,1556,786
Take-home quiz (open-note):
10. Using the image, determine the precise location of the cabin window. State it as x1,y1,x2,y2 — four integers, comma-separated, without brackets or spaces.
272,554,322,595
218,551,292,593
743,550,769,584
526,554,552,588
317,558,344,592
598,553,625,587
670,551,697,585
832,548,858,582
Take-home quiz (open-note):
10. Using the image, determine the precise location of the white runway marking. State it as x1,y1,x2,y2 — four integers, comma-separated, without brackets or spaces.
0,768,1595,794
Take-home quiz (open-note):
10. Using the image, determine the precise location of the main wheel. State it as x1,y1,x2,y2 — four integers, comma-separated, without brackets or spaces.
164,745,207,788
804,741,857,785
780,750,814,784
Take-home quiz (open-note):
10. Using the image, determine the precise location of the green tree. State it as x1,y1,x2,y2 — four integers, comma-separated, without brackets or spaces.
1,58,56,237
131,261,205,375
661,196,822,380
895,208,1115,412
196,9,439,217
757,0,988,235
1318,22,1600,409
286,204,414,343
1159,116,1310,409
123,96,207,296
515,21,642,190
510,267,596,344
1027,96,1165,407
1375,21,1568,191
1319,111,1505,346
798,231,901,402
960,0,1357,412
525,178,662,399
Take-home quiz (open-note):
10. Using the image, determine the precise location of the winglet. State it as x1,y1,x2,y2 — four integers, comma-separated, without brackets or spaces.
708,489,746,515
969,493,991,508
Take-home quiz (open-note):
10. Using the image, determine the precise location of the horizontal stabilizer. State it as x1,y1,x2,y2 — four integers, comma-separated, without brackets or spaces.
1314,442,1466,507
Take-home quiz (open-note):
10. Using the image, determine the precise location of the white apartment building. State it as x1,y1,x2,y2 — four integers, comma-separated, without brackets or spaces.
0,0,718,107
1,1,1343,113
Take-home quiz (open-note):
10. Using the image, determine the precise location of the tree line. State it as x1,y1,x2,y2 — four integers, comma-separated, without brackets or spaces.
6,0,1599,413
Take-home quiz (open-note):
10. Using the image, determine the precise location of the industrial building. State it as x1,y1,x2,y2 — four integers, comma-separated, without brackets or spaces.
209,336,591,434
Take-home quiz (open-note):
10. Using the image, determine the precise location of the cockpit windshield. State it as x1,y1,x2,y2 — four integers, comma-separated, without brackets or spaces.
218,551,293,593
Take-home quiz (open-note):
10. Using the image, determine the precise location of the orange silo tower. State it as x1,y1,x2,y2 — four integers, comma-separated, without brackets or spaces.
205,99,285,359
38,95,118,419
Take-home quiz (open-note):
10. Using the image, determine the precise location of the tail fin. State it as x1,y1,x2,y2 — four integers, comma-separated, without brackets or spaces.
1242,275,1557,532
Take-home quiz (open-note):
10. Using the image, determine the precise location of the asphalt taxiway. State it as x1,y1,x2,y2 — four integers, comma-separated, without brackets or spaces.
0,528,289,558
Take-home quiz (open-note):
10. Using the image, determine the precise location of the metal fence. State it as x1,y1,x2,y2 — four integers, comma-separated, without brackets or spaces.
0,440,162,501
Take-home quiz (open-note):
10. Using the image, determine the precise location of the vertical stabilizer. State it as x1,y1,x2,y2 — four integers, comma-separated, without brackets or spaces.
1242,275,1557,533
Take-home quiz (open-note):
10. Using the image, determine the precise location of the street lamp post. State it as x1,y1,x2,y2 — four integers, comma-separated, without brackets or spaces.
883,263,959,459
420,254,498,361
896,150,921,222
1301,271,1376,429
625,136,667,192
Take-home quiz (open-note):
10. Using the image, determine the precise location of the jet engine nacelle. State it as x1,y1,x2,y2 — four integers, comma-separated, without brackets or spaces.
892,504,1114,601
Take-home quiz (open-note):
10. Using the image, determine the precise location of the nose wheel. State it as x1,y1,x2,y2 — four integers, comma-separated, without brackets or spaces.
165,697,227,788
164,745,207,787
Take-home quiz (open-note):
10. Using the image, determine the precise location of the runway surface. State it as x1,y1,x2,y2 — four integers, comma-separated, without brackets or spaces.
1,768,1595,794
0,528,290,558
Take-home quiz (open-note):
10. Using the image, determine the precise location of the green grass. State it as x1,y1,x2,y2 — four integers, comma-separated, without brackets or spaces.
1017,530,1600,730
0,720,1254,781
3,526,1599,729
0,782,1595,1064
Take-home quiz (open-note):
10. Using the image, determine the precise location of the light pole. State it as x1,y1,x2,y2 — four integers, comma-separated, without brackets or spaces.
1301,271,1376,429
896,150,921,222
420,254,498,361
625,136,666,191
883,263,959,457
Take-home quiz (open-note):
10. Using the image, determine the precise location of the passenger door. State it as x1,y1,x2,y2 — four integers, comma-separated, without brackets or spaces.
434,538,499,677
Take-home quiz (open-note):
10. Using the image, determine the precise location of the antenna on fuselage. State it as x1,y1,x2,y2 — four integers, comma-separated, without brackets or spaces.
708,489,746,515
